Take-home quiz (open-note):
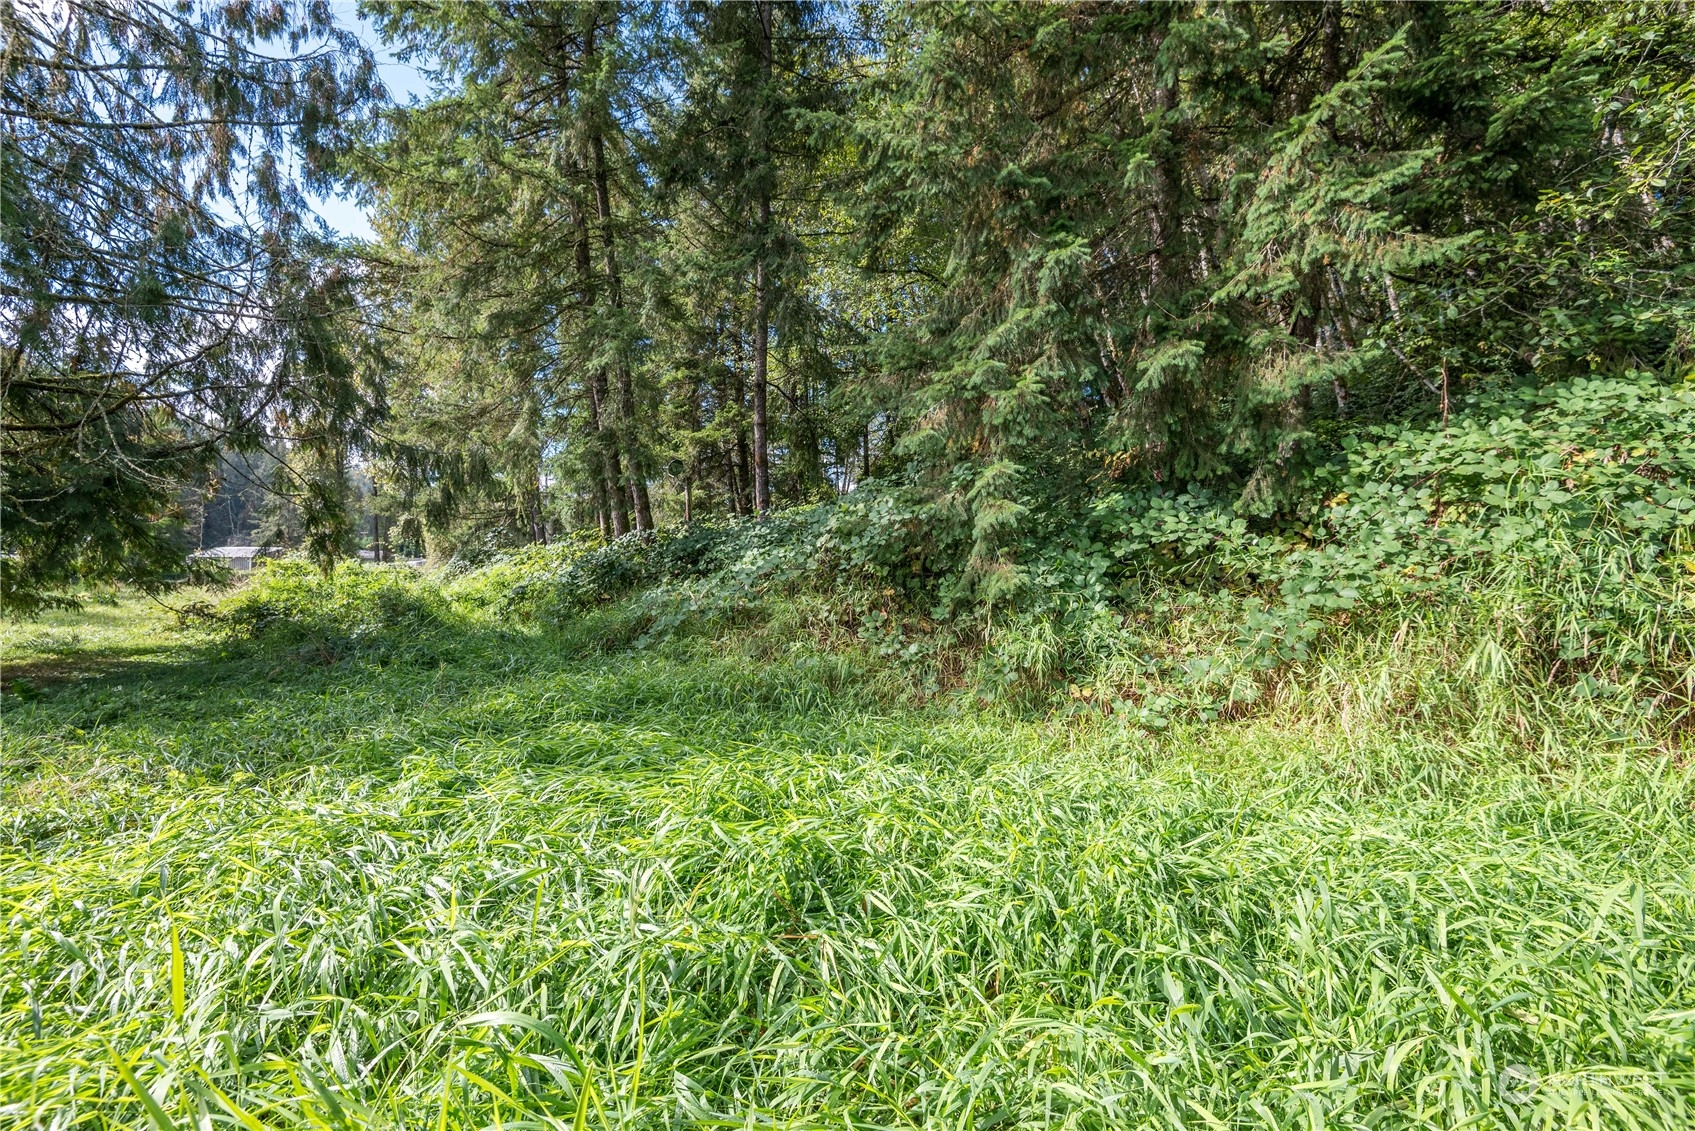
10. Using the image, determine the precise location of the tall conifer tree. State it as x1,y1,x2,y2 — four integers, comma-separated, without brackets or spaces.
659,0,844,515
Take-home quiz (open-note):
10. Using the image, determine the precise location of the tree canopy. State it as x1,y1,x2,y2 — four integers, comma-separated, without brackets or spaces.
1,0,383,612
5,0,1693,614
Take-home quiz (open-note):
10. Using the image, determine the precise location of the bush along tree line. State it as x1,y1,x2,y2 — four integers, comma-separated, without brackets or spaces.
5,2,1695,713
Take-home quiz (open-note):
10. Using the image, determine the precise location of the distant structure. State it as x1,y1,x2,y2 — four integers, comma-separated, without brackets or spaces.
358,548,429,568
191,545,281,572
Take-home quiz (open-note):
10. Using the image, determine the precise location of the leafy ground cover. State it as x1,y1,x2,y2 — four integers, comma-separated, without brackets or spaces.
3,589,1694,1130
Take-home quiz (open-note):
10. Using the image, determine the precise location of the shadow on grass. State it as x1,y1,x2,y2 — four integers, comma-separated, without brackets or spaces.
2,645,186,693
0,620,625,841
1,604,895,808
2,592,226,692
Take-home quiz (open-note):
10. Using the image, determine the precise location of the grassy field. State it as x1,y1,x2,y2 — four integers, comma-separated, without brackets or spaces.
3,591,1694,1129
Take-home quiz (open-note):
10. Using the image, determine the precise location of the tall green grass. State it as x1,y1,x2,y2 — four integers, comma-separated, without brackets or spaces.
4,588,1694,1129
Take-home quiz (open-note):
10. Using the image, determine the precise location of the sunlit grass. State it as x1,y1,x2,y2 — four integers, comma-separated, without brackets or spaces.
3,596,1693,1129
0,592,223,691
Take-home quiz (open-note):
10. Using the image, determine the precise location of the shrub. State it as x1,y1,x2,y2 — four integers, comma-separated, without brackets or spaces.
216,561,460,659
990,372,1695,728
443,531,698,623
446,511,835,626
286,372,1695,732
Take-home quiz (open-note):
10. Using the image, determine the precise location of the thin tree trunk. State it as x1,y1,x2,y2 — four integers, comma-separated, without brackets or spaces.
750,0,774,515
752,255,770,515
585,18,652,533
589,378,628,537
726,438,746,514
576,204,628,536
1321,2,1342,96
590,129,652,533
1287,6,1344,419
737,429,753,513
730,329,751,514
590,475,610,538
525,474,544,545
1319,1,1346,419
1146,76,1182,298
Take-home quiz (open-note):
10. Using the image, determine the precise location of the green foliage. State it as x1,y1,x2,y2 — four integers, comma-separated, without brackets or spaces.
374,363,1695,733
444,512,832,626
13,2,1695,626
1413,6,1695,391
449,536,664,622
1,1,381,610
984,371,1695,728
840,1,1695,599
1107,372,1695,608
0,395,215,616
13,6,1695,1122
215,561,460,661
201,370,1695,736
5,595,1695,1129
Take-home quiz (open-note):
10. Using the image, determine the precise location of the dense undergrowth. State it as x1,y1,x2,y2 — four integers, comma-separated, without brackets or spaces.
301,371,1695,743
4,373,1695,1129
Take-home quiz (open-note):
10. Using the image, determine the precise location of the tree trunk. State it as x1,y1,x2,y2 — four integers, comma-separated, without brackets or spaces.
589,131,652,532
752,255,771,515
586,20,653,533
590,475,611,538
524,474,544,545
750,0,774,515
1289,4,1343,356
1146,77,1182,298
1321,2,1342,97
725,437,744,514
576,203,629,536
589,377,629,537
729,331,751,514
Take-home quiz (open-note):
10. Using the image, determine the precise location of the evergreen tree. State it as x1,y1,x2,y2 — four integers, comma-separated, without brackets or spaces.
846,1,1695,604
656,0,849,515
0,0,379,611
17,1,1690,604
365,0,661,544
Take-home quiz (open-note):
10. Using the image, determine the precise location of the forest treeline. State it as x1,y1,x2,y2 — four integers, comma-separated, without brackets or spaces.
4,1,1695,620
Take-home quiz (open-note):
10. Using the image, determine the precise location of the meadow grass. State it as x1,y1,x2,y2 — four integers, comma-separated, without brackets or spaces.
2,593,1694,1129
